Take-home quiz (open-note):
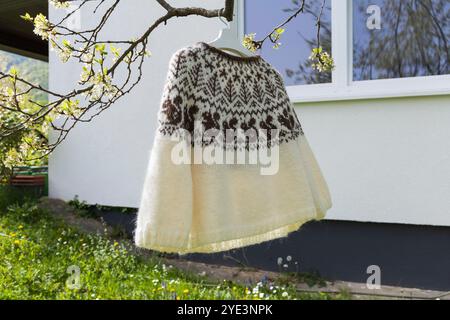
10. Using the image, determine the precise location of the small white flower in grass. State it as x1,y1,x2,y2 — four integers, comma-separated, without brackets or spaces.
259,292,264,299
282,292,289,298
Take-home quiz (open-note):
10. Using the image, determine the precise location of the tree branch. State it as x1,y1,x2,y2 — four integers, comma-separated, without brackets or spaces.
1,0,327,166
156,0,174,12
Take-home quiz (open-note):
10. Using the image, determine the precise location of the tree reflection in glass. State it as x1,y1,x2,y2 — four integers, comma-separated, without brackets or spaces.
353,0,449,81
244,0,332,86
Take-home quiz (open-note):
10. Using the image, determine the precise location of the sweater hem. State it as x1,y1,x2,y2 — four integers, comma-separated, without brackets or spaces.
135,201,331,255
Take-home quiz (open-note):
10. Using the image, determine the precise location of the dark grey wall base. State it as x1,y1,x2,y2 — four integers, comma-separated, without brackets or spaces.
184,220,450,292
109,211,450,291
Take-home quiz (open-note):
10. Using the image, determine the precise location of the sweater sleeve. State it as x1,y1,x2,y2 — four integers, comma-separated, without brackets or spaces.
134,48,194,254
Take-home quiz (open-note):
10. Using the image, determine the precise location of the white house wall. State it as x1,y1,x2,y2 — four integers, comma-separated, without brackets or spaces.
49,0,226,207
298,95,450,226
49,1,450,226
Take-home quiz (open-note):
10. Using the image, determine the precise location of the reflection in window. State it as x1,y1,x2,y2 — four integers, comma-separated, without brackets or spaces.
244,0,332,86
353,0,450,81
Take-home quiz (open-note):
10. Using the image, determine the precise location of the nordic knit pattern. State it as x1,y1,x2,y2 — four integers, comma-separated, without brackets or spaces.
134,42,333,254
157,42,303,150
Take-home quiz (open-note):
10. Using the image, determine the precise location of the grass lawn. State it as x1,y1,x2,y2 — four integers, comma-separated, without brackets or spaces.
0,186,348,300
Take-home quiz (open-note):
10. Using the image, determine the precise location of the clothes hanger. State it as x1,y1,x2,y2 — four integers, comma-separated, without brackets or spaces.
207,7,257,58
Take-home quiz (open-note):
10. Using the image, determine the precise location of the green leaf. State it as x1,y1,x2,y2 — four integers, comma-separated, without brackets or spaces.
20,13,34,22
275,28,285,35
9,67,18,77
95,44,106,53
62,39,73,50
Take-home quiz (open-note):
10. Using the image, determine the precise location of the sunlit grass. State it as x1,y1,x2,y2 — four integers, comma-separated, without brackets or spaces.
0,195,347,300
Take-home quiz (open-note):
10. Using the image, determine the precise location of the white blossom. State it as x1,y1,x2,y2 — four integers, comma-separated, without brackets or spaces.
33,14,53,41
50,0,70,9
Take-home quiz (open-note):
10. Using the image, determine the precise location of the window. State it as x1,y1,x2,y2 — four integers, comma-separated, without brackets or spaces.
353,0,449,81
238,0,450,102
244,0,332,86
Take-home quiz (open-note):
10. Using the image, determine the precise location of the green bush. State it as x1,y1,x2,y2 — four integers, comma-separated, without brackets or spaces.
0,185,40,212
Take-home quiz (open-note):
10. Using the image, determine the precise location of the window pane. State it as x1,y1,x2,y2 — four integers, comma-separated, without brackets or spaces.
244,0,332,86
353,0,450,81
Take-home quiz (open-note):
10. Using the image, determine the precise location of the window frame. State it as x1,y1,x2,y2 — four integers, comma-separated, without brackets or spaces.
237,0,450,103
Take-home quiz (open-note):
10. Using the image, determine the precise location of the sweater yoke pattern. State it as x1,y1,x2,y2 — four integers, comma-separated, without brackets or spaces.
157,42,304,151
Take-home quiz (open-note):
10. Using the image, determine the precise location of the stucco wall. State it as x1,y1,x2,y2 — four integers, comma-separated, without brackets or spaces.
298,95,450,225
49,1,450,226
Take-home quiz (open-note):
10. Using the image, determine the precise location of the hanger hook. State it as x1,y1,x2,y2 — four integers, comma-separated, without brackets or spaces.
218,8,229,27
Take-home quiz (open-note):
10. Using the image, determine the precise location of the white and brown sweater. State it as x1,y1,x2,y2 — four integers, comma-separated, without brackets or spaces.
134,41,332,254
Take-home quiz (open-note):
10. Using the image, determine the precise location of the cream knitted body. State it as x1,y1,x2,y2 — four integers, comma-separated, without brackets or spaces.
134,42,332,254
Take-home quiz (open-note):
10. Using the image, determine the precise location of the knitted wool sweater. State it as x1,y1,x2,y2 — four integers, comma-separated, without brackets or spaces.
134,41,332,254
